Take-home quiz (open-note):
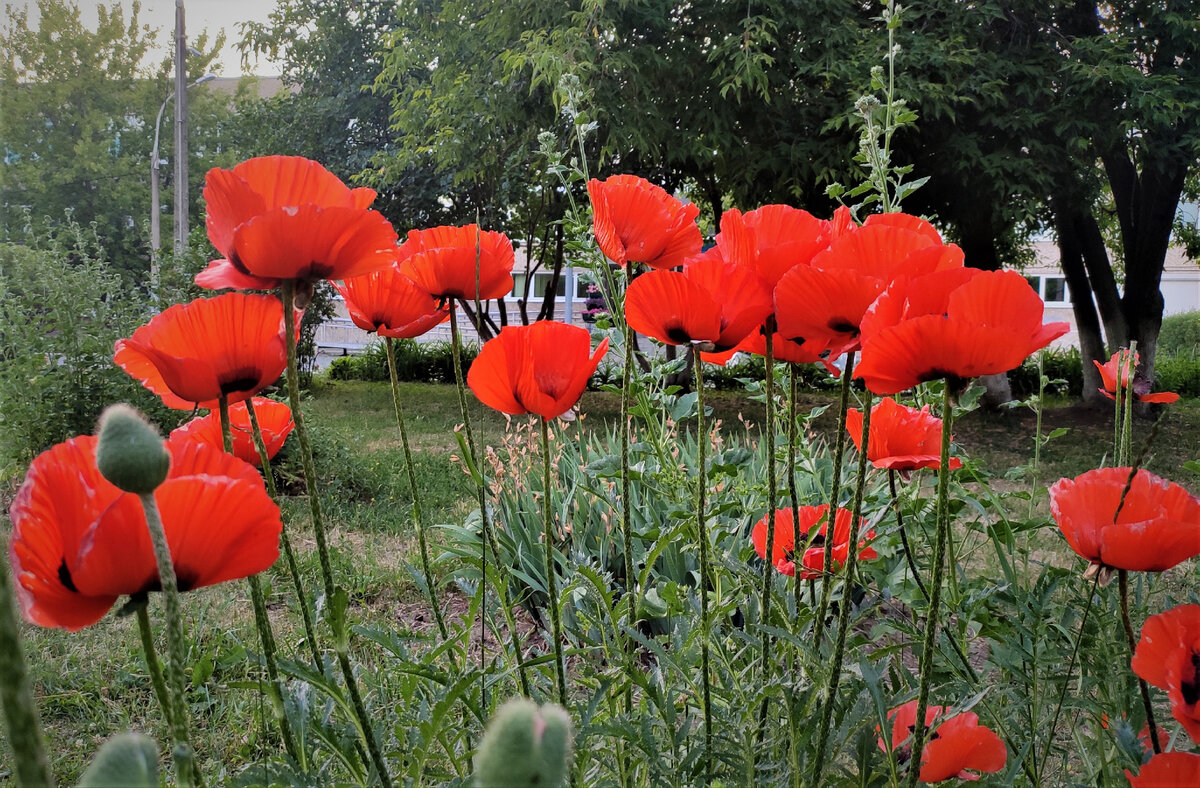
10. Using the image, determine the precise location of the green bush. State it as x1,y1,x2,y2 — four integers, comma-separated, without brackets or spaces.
0,226,182,467
1158,310,1200,357
326,338,479,384
1152,354,1200,398
1010,347,1085,398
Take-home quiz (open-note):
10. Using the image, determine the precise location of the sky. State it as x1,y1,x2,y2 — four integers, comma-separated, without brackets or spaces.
14,0,283,77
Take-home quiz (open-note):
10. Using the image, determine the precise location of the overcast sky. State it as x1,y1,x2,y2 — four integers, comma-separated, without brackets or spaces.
13,0,284,76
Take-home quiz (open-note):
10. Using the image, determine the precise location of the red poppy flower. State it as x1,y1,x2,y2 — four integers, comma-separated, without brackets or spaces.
467,321,609,420
1049,468,1200,573
1126,752,1200,786
846,397,962,473
197,155,399,290
169,397,294,467
334,267,450,338
750,505,877,579
717,204,828,289
114,294,288,411
774,217,964,358
855,269,1070,395
396,224,515,302
879,700,1006,783
587,175,703,269
1131,604,1200,743
8,435,282,631
733,328,841,375
1095,350,1180,404
625,249,772,353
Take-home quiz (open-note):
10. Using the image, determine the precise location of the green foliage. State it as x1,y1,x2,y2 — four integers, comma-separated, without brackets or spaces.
1158,310,1200,358
326,339,480,385
0,225,180,468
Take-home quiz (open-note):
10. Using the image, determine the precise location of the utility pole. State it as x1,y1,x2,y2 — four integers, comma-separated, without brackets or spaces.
172,0,188,255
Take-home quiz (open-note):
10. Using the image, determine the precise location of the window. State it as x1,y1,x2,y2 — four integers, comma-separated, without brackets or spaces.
1024,275,1070,305
512,271,567,301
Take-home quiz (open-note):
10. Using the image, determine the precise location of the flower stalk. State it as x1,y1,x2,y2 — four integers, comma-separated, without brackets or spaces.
693,351,714,777
755,329,778,745
0,547,53,787
541,417,568,707
1119,570,1162,754
815,350,856,638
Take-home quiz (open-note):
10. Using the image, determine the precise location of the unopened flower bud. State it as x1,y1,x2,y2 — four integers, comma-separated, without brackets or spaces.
474,699,573,788
95,404,169,494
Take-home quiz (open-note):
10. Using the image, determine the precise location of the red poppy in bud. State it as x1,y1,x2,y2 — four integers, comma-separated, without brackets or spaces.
587,175,702,269
114,293,289,411
467,321,608,420
879,700,1006,783
334,267,450,338
197,155,399,290
774,219,964,359
1095,350,1180,404
170,397,294,467
1049,468,1200,574
846,397,962,473
1126,752,1200,787
855,269,1070,395
750,505,877,579
8,435,282,631
625,249,772,354
1131,604,1200,743
717,204,828,289
396,224,515,302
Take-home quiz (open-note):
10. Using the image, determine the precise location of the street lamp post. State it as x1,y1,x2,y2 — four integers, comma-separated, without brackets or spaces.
149,73,213,282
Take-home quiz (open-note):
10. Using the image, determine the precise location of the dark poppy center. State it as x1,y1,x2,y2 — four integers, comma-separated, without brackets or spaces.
58,559,78,593
826,317,858,336
665,325,691,345
219,369,262,395
1182,652,1200,706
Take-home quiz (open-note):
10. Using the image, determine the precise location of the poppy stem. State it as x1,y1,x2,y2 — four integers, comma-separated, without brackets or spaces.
219,396,298,764
386,337,449,641
136,602,174,728
246,399,324,671
136,491,195,788
815,350,856,640
901,384,955,788
620,263,637,649
540,417,569,707
1041,571,1101,782
280,282,391,784
1121,342,1137,467
693,351,714,779
448,303,532,699
1119,570,1162,754
787,365,804,628
889,469,928,603
0,541,53,788
810,391,873,786
755,329,778,749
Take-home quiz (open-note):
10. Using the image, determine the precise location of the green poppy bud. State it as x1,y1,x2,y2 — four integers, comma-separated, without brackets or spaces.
474,699,573,788
95,404,170,494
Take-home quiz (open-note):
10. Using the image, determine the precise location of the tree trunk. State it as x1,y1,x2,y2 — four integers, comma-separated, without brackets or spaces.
979,374,1014,409
1055,202,1109,405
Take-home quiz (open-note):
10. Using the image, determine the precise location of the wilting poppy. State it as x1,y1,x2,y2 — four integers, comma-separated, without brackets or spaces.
855,269,1070,395
170,397,294,467
1131,604,1200,743
774,215,963,358
197,155,399,290
335,267,450,338
1049,467,1200,574
397,224,515,302
8,435,282,631
717,204,828,289
625,249,772,353
879,700,1006,783
846,397,962,473
587,175,703,270
750,505,877,579
467,321,608,420
114,294,288,411
1126,752,1200,787
1095,350,1180,404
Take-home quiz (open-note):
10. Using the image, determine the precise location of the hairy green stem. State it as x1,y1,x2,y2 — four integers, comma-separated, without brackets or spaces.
1041,572,1101,782
387,337,449,640
136,492,194,788
541,418,569,706
1119,571,1162,754
694,353,713,780
0,546,53,787
1121,342,1137,467
246,398,324,671
620,264,637,638
902,384,955,788
787,365,804,620
810,391,873,785
755,330,778,748
281,282,390,784
815,350,856,638
889,470,929,602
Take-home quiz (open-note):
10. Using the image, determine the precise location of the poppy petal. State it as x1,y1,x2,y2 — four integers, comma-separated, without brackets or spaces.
775,265,884,352
1126,752,1200,787
194,259,281,292
231,205,398,282
626,270,722,346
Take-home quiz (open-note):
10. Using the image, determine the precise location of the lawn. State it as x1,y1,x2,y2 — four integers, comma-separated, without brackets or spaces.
2,379,1197,782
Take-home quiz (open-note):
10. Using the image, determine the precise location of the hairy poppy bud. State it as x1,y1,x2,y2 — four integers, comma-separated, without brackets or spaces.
95,404,169,494
474,699,573,788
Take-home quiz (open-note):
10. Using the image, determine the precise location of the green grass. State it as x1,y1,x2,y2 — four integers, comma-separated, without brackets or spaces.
2,379,1197,781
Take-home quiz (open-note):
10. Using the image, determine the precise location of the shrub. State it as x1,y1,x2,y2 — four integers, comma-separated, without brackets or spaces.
1158,310,1200,357
326,338,481,384
1010,347,1085,398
